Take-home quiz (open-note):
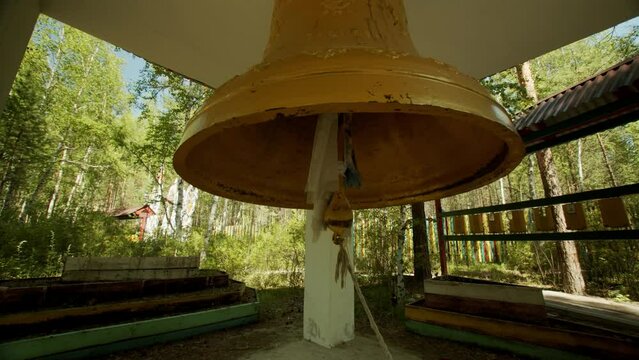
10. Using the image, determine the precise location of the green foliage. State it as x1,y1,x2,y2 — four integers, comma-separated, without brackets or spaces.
0,212,129,278
201,212,305,288
449,262,534,287
443,24,639,298
480,69,531,115
2,15,639,306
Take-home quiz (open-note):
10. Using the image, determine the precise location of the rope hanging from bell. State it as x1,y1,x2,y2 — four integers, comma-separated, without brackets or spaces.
324,114,356,287
322,117,393,359
323,114,357,243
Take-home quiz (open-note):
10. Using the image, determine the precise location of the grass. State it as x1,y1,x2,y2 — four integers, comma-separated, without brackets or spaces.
448,262,549,288
255,276,423,335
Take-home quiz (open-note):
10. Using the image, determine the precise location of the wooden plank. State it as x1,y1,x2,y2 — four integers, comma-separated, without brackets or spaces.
62,268,200,282
63,256,199,272
563,203,587,230
508,210,527,233
533,207,555,231
453,216,467,235
0,300,259,360
424,293,547,324
0,274,229,312
42,316,259,360
487,213,504,233
469,214,485,234
0,285,243,327
544,290,639,319
141,277,207,296
544,290,639,336
405,303,639,359
599,197,630,228
44,280,144,308
424,279,545,305
405,320,589,360
197,269,230,287
0,286,46,312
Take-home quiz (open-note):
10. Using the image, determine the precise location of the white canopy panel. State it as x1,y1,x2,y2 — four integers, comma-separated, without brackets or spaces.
33,0,639,88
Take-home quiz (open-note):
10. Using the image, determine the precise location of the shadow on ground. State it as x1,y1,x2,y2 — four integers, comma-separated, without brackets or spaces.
105,282,522,359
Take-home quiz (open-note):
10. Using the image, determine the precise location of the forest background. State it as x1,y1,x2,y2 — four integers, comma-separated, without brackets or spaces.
1,16,638,303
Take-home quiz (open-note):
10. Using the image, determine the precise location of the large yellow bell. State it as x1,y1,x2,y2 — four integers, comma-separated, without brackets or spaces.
173,0,524,209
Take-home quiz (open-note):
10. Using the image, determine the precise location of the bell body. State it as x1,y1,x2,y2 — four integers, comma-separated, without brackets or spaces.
173,0,524,209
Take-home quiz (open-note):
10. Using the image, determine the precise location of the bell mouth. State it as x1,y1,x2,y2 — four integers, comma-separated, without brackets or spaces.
174,51,523,209
175,111,520,210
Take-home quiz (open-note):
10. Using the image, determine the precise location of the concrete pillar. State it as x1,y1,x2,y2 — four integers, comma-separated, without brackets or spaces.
303,114,355,348
0,0,39,114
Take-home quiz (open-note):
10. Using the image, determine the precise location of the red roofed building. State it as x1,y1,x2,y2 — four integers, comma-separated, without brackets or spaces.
112,204,156,241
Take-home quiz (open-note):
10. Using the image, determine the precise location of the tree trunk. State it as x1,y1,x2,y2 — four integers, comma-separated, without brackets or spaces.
46,146,69,219
395,205,406,306
411,202,432,283
202,199,216,260
517,61,585,295
64,146,92,213
20,142,65,221
595,133,617,187
219,198,229,234
537,149,586,294
564,144,579,193
577,139,585,191
434,199,448,275
527,155,537,200
173,178,184,237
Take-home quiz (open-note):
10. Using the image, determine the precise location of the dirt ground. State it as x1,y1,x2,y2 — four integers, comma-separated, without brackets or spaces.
105,286,523,360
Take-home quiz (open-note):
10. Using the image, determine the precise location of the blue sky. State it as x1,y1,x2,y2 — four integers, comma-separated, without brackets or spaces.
120,51,146,87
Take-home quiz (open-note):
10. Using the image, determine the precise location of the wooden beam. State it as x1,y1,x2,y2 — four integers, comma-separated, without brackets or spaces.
0,286,243,328
0,298,258,360
0,273,229,313
424,294,547,324
405,303,639,358
63,256,200,271
424,279,544,305
405,320,588,360
423,278,546,323
62,256,201,281
61,268,201,282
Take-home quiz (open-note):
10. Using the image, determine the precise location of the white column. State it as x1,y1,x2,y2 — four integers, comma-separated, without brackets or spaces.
303,113,355,348
0,0,40,113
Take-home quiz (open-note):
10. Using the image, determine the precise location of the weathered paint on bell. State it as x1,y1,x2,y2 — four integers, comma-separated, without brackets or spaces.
173,0,525,209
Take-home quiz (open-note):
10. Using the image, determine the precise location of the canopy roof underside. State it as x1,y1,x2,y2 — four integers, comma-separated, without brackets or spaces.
39,0,639,89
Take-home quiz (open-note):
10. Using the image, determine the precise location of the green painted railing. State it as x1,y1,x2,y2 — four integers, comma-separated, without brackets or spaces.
439,182,639,242
442,182,639,217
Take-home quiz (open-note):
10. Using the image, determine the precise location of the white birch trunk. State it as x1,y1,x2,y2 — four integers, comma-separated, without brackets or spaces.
577,139,584,191
46,147,68,218
64,146,92,213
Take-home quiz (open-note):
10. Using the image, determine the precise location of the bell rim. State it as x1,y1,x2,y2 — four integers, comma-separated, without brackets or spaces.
174,50,524,209
174,104,524,209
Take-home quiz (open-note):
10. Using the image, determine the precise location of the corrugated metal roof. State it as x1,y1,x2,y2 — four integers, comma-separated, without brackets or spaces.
515,55,639,152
